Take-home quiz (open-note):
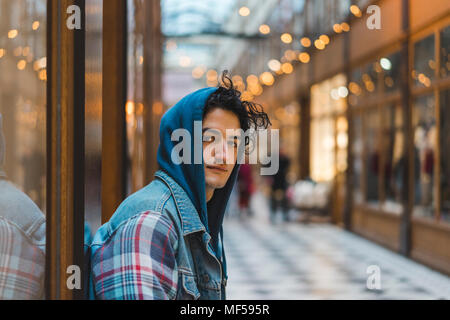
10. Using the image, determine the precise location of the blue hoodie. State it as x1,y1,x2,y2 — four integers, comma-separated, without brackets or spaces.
157,87,240,260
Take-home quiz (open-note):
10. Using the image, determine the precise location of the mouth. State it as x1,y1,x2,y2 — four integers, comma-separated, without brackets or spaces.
206,165,228,173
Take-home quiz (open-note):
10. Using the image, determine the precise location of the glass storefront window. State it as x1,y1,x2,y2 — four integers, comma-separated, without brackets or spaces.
413,34,436,88
349,61,378,106
440,89,450,222
311,117,335,182
382,104,404,213
441,25,450,79
365,108,381,205
310,74,347,182
126,0,146,195
85,0,103,235
353,114,363,204
361,62,379,96
349,68,363,107
381,51,401,93
413,94,436,219
0,0,46,299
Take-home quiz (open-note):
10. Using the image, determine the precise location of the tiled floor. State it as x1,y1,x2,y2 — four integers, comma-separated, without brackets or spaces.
223,192,450,300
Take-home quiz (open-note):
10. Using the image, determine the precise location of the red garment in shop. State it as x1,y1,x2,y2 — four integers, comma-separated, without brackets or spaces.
423,148,434,176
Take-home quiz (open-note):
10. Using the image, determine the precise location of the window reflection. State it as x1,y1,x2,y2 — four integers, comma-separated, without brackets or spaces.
382,52,401,93
85,0,103,237
362,62,379,96
440,89,450,222
413,95,436,218
413,34,435,87
440,26,450,79
382,104,404,213
0,0,46,299
365,108,380,204
349,62,378,106
126,0,146,195
352,114,363,204
310,74,347,182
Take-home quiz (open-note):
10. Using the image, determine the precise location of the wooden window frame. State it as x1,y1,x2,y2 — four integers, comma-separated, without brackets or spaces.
410,18,450,224
46,0,86,300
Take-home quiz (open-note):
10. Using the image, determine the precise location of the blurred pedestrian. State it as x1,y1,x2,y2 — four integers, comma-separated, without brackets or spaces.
237,163,254,219
269,146,290,223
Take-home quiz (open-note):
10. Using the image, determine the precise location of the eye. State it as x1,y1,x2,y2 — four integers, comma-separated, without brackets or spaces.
203,135,214,143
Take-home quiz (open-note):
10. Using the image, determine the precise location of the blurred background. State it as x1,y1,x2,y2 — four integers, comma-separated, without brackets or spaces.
1,0,450,300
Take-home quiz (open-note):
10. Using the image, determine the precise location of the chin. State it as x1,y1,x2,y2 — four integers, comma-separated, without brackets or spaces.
205,177,227,190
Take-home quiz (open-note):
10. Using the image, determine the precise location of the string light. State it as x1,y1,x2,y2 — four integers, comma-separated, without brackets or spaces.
314,39,326,50
298,52,310,64
152,102,164,115
333,24,343,33
32,21,40,30
260,72,275,86
13,46,23,56
239,6,250,17
247,74,259,85
268,59,281,72
281,62,293,74
319,35,330,45
281,33,293,44
350,5,362,17
38,69,47,81
192,66,206,79
300,37,311,47
179,56,192,67
341,22,350,32
126,101,135,115
8,29,18,39
259,24,271,35
17,59,27,70
284,50,297,61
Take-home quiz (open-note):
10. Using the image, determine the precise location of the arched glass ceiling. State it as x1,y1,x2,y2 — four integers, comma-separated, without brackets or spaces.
162,0,237,36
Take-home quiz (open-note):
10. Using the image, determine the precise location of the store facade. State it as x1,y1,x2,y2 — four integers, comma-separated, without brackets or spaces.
256,0,450,275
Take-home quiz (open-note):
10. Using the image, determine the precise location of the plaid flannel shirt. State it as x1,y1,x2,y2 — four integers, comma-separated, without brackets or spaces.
0,217,45,300
91,210,179,300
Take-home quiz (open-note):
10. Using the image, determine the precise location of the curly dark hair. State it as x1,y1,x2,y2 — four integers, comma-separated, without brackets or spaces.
203,71,271,136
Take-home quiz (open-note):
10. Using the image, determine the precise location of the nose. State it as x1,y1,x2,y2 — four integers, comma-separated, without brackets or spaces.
212,138,229,165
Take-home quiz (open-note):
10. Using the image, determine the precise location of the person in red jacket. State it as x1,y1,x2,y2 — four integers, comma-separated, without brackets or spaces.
237,163,254,219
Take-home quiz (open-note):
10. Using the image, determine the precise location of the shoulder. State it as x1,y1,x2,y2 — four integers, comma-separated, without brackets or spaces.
0,216,46,259
124,210,177,241
104,178,178,234
0,181,45,224
102,210,179,254
0,181,45,244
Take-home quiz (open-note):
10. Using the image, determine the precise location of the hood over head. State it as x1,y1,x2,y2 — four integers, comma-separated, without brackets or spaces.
157,87,240,259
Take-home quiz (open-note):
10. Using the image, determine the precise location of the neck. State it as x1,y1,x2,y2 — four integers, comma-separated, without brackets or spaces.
205,187,214,202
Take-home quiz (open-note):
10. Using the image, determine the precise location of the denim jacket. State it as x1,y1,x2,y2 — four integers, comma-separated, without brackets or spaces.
89,170,227,300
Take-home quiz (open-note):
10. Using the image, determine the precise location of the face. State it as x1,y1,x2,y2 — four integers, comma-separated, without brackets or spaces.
202,108,241,192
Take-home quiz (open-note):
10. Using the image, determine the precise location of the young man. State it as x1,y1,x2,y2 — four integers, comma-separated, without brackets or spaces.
90,73,270,300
